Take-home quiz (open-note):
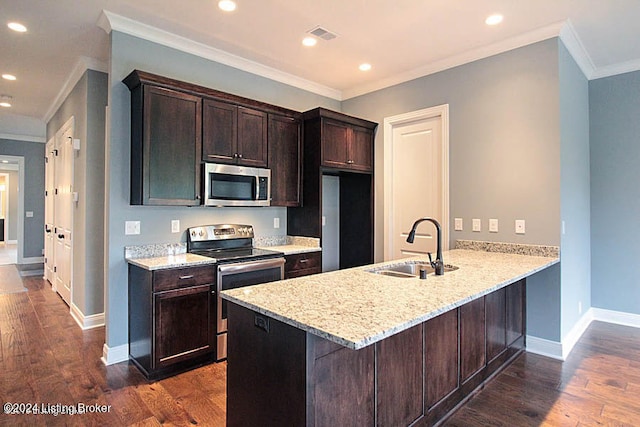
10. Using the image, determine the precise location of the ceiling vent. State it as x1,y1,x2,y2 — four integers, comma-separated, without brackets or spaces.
308,26,338,41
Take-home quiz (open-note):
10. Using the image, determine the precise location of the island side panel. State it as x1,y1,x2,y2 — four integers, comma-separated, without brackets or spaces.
307,334,375,426
376,324,424,426
226,303,307,427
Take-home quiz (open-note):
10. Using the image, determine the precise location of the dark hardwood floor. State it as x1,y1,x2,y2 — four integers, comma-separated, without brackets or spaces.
1,272,639,426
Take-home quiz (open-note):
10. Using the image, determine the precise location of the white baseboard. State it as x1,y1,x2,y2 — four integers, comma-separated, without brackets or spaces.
20,256,44,264
591,307,640,328
528,307,640,361
70,303,105,330
101,343,129,366
526,335,564,360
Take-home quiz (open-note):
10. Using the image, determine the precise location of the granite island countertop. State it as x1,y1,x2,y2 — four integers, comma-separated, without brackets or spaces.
221,249,558,350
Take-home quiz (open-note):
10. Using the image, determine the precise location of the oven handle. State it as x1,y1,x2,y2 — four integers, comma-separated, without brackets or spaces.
217,257,285,276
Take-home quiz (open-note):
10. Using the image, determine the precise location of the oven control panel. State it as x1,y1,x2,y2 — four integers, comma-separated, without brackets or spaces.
188,224,255,242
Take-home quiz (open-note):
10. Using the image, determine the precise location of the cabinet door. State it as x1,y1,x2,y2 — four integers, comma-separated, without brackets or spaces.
143,86,201,205
237,107,268,167
154,284,214,368
460,298,486,383
486,287,507,363
349,125,374,172
506,280,525,347
425,308,459,409
202,99,237,164
268,114,301,206
321,119,350,168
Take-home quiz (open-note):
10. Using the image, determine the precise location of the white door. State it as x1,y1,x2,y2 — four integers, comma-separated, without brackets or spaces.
53,124,74,305
384,106,449,261
44,137,55,285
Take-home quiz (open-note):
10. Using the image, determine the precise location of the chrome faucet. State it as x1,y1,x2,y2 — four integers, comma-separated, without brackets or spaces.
406,217,445,275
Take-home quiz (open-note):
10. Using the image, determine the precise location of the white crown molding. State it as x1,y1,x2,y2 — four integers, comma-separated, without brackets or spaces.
344,21,566,100
43,56,108,123
559,19,596,79
590,58,640,80
0,132,46,143
98,10,342,101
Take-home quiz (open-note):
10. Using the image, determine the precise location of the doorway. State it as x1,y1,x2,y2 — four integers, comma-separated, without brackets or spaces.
383,105,450,261
0,155,24,265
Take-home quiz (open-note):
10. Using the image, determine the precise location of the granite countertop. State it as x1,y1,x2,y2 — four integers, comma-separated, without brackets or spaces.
221,249,559,350
257,244,321,255
127,253,216,271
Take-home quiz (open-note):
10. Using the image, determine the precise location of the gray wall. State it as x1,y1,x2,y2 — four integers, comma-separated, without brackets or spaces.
343,39,562,341
0,138,45,259
47,69,108,316
590,70,640,315
105,31,341,349
558,42,591,338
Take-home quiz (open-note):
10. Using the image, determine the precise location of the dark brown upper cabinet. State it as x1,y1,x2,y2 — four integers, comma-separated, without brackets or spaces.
321,118,374,172
268,113,302,206
125,73,202,206
203,99,268,168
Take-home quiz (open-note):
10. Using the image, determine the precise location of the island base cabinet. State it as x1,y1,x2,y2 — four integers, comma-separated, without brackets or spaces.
226,280,526,427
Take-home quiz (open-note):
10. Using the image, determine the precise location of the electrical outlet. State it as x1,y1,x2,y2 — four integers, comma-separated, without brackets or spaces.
171,220,180,233
515,219,526,234
273,217,280,229
489,218,499,233
125,220,140,235
454,218,463,231
472,218,481,232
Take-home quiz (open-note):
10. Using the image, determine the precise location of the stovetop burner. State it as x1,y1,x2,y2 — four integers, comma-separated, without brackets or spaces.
187,224,283,263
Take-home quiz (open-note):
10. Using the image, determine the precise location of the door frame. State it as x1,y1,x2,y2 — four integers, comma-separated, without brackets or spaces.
0,155,25,263
383,104,450,261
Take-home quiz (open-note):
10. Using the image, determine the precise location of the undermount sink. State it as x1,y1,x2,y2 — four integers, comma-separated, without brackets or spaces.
367,261,459,278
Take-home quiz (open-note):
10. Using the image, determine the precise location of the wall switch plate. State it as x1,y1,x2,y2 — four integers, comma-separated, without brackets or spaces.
273,217,280,229
26,211,34,218
322,216,326,226
454,218,463,231
489,218,499,233
515,219,526,234
472,218,481,232
125,220,141,235
171,220,180,233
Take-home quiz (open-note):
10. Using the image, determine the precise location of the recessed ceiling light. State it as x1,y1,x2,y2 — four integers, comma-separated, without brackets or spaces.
302,36,317,47
359,63,372,72
0,95,12,108
7,22,27,32
485,14,503,26
2,74,16,81
218,1,237,12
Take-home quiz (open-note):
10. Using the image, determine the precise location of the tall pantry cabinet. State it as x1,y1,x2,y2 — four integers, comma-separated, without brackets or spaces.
288,108,377,270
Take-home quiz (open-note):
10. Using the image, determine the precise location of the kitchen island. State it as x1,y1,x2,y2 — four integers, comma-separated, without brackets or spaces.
222,248,558,426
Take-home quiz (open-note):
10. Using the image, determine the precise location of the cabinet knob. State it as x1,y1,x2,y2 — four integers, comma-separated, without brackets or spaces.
237,153,243,159
347,160,355,164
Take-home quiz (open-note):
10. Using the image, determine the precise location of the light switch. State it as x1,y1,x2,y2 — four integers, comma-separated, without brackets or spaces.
515,219,526,234
26,211,34,218
273,217,280,229
472,218,481,232
489,218,498,233
171,220,180,233
454,218,463,231
125,220,141,235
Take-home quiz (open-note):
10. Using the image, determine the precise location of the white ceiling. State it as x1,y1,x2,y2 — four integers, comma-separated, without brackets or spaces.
1,0,640,131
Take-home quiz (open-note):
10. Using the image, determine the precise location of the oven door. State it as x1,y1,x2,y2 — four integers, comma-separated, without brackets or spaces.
216,257,284,359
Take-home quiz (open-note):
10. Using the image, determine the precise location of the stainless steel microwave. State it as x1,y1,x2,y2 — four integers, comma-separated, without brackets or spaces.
204,163,270,207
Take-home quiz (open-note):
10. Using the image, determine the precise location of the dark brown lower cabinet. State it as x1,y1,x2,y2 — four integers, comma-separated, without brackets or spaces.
226,279,526,426
128,264,216,380
284,251,322,279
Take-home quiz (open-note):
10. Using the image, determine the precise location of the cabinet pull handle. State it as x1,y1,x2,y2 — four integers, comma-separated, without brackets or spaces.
347,160,354,164
179,275,194,280
57,234,65,239
300,259,308,263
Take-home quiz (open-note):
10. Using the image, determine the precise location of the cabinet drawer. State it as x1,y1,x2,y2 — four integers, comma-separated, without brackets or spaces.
153,265,215,292
285,252,321,273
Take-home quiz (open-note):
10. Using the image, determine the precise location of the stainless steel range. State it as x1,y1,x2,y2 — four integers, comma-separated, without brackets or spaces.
187,224,285,361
